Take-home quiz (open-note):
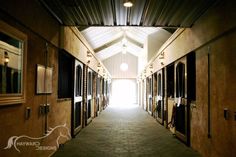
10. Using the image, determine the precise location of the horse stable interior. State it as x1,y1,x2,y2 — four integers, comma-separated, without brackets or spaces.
0,0,235,157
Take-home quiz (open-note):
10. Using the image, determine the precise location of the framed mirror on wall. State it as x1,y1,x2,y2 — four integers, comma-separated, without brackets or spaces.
0,20,27,105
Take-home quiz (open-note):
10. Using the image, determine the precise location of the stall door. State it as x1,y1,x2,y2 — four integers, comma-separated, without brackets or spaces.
103,80,107,109
175,57,189,145
106,81,110,106
156,69,164,124
153,72,157,118
148,77,153,115
101,78,104,109
72,60,83,137
96,76,101,115
146,78,149,111
142,79,146,110
92,72,97,117
87,69,92,124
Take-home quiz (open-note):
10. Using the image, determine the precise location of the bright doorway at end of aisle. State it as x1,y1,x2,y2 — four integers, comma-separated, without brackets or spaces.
110,79,138,108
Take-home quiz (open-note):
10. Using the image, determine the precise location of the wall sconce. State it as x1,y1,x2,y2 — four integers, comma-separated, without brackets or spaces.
159,52,165,66
103,70,108,79
137,76,141,83
143,70,146,78
103,71,107,79
123,0,133,7
149,64,153,73
87,51,92,64
4,51,9,66
97,63,101,72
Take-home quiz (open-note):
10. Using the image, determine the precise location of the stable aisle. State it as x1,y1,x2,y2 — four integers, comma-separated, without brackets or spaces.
53,105,200,157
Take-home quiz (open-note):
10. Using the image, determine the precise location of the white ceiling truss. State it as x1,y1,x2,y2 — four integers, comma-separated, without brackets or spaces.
82,26,170,61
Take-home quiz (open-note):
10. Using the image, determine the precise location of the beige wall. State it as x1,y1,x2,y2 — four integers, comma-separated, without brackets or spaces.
147,31,171,61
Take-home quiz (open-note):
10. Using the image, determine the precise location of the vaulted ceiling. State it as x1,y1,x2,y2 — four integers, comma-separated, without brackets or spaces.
40,0,218,61
81,26,171,60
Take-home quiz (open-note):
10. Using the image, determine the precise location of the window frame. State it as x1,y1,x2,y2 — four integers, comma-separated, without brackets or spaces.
0,20,27,106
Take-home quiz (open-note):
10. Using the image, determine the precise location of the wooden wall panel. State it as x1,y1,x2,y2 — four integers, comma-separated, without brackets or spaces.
0,2,71,157
193,31,236,157
0,0,60,47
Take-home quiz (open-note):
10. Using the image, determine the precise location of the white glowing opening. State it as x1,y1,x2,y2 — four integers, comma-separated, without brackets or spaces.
110,79,137,107
120,63,128,71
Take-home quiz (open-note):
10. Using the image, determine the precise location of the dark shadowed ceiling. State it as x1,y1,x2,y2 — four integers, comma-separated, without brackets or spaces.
39,0,219,62
40,0,218,30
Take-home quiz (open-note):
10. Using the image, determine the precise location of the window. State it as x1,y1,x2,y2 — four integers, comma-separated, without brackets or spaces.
76,64,83,96
104,80,107,95
176,63,185,98
167,64,174,98
158,73,162,96
102,78,105,94
149,77,152,96
0,21,27,105
96,77,100,96
87,71,92,95
58,50,73,98
153,72,157,96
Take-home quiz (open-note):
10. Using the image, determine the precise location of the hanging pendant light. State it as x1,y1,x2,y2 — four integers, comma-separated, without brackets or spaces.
120,63,128,71
123,0,133,7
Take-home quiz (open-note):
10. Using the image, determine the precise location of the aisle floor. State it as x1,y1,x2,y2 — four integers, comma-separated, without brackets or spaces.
53,105,201,157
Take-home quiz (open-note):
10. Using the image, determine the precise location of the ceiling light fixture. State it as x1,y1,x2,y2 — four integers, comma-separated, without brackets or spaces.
159,52,165,66
123,0,133,7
